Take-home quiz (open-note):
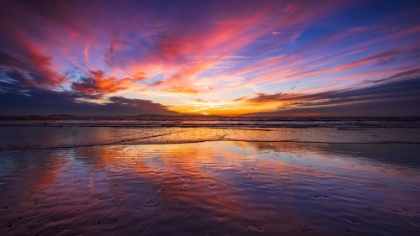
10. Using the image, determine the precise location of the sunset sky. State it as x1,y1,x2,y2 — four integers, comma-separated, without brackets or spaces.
1,0,420,116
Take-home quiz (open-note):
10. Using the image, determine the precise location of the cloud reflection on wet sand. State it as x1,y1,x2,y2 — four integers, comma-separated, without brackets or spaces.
0,141,419,235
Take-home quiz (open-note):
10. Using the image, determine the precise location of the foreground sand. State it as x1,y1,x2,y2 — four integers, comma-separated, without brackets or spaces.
1,139,420,235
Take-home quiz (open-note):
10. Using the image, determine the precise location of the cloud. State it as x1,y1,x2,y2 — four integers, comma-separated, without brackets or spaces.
165,87,199,94
232,96,248,102
367,68,420,84
148,81,163,87
244,43,420,87
71,70,145,95
242,77,420,116
1,0,420,116
0,45,67,88
0,68,175,116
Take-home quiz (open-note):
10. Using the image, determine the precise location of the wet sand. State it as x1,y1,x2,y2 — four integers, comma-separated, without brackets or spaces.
1,136,420,235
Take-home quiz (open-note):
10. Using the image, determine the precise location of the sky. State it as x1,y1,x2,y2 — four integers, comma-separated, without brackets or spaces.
0,0,420,116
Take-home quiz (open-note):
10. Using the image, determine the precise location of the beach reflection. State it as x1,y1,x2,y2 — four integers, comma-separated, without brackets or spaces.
1,141,420,235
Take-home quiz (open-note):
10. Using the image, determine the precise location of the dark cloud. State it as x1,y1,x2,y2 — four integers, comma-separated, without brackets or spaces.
0,68,176,116
367,68,420,84
0,47,66,87
244,77,420,116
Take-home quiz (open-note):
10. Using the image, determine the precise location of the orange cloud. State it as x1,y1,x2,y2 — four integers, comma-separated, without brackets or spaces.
72,70,145,95
166,87,199,94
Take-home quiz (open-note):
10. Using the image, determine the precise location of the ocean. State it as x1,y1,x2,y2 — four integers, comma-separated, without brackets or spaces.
0,117,419,235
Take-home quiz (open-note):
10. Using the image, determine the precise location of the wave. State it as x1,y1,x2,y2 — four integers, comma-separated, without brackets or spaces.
1,117,420,128
1,126,419,151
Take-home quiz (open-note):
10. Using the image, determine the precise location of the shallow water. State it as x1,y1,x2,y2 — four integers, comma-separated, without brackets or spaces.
0,126,419,150
1,140,419,235
2,116,420,128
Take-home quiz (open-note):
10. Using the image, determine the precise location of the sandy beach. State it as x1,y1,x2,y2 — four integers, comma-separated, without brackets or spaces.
1,126,419,235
